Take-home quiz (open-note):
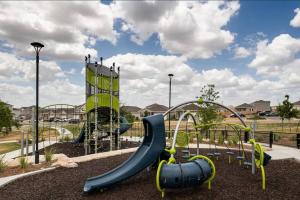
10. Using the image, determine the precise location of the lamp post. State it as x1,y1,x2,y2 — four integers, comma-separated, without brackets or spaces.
168,73,174,139
31,42,44,164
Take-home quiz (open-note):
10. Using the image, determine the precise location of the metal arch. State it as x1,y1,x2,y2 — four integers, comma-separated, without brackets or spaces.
171,111,198,150
41,104,76,110
163,100,247,127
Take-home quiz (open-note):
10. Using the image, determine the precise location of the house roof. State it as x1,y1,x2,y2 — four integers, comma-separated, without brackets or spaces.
121,106,141,113
293,101,300,106
180,103,200,111
235,103,253,108
145,103,168,112
251,100,270,104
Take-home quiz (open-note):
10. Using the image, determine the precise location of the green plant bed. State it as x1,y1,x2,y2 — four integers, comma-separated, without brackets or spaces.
0,142,21,154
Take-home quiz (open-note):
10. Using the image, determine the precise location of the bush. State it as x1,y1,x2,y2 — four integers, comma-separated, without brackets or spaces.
44,148,54,163
227,139,233,146
64,135,70,142
0,155,7,172
232,135,239,146
218,134,224,145
19,156,28,169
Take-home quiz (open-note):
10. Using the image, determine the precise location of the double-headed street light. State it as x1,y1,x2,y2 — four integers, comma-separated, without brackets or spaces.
168,73,174,139
31,42,44,164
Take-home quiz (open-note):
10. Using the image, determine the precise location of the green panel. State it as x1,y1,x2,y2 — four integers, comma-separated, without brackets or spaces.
86,93,119,113
86,67,119,92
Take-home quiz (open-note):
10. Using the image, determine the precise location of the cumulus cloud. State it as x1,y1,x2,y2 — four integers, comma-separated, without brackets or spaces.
290,8,300,27
249,34,300,81
0,1,116,60
104,53,292,107
112,1,239,59
234,46,252,58
0,52,65,82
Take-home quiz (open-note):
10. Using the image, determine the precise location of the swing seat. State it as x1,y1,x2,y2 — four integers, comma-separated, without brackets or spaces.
207,153,214,157
226,151,234,155
236,156,244,160
189,153,196,157
214,152,221,156
182,154,190,159
181,150,190,154
243,161,252,167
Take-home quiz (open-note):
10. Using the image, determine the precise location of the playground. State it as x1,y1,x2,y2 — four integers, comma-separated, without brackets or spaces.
1,55,300,200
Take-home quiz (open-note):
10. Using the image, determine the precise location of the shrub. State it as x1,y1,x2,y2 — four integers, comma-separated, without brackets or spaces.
19,156,28,169
44,148,55,163
64,135,70,142
232,135,239,146
227,139,233,146
218,134,224,145
0,155,7,172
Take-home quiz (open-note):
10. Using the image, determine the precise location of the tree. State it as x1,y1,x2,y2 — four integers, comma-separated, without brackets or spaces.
0,102,13,134
197,84,222,130
277,95,298,131
120,106,135,123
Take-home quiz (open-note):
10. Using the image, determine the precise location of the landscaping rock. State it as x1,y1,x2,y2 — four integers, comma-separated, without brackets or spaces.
51,154,78,168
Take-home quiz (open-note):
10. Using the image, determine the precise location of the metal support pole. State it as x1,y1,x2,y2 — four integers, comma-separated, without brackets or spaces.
31,107,35,156
297,133,300,149
26,130,29,156
251,142,256,174
269,131,273,148
94,61,98,154
84,56,88,155
244,131,249,143
35,52,39,164
109,65,113,151
117,66,121,150
21,131,24,156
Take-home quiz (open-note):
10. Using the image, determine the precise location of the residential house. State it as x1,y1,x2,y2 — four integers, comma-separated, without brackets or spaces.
140,103,169,117
12,108,21,120
251,100,271,112
293,100,300,110
121,106,141,119
235,103,255,115
174,103,200,119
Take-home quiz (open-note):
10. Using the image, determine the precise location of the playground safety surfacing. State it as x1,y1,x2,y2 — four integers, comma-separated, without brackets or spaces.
0,148,299,200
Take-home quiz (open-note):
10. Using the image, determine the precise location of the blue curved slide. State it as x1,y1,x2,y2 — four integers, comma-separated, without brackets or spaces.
73,117,131,143
83,114,166,193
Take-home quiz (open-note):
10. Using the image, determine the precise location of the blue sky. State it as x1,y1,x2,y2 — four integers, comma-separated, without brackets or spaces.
0,1,300,108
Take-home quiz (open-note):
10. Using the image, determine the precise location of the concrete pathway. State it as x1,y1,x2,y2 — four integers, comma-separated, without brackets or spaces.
0,140,56,161
0,140,18,144
263,144,300,161
51,126,72,137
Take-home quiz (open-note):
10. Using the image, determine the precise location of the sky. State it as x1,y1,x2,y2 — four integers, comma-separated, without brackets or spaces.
0,1,300,108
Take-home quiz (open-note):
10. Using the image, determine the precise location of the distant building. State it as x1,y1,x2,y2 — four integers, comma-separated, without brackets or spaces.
12,108,21,120
251,100,271,112
140,103,168,117
121,106,141,119
19,106,35,120
293,100,300,110
174,103,200,119
235,103,254,115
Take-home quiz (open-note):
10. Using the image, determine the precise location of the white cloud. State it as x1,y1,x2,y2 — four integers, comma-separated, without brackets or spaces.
249,34,300,79
290,8,300,27
113,1,239,59
234,46,252,58
0,1,116,60
0,52,65,82
105,53,294,107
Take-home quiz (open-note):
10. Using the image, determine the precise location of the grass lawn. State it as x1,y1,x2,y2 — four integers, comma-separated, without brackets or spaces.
0,142,21,154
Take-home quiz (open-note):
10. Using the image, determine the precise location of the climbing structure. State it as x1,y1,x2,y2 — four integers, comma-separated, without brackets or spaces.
84,54,121,154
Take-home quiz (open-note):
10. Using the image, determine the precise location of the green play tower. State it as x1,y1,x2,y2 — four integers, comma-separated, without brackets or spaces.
84,54,120,154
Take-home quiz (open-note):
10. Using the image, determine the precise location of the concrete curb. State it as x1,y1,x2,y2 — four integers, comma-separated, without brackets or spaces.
72,147,138,163
0,167,56,188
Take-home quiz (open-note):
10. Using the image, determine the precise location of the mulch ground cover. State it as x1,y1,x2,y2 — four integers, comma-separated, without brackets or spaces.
31,140,140,158
1,148,300,200
0,162,51,178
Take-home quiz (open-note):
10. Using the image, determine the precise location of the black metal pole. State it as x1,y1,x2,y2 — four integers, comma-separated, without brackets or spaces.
244,130,249,143
31,42,43,164
269,131,273,148
35,51,39,164
297,133,300,149
168,77,171,139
